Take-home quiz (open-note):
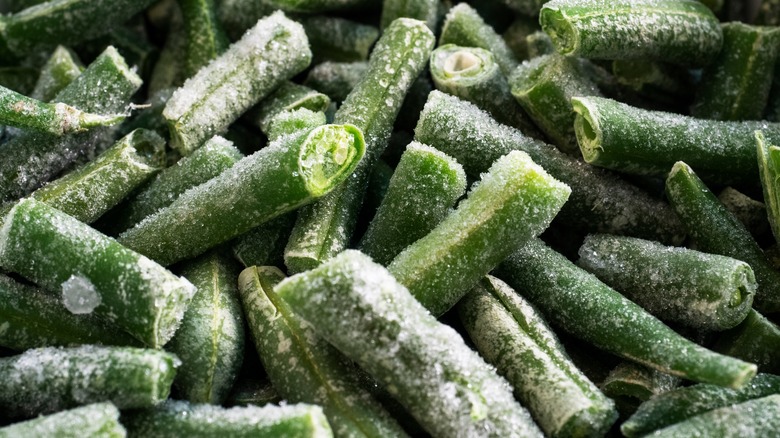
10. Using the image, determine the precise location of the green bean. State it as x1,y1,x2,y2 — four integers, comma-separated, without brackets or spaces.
458,276,618,438
494,238,758,389
232,213,296,268
249,82,330,136
265,108,327,142
714,310,780,375
380,0,438,30
0,345,178,419
649,395,780,437
103,135,242,234
0,46,142,202
163,11,311,155
600,362,679,417
304,61,369,103
123,400,333,438
284,19,434,274
0,273,140,351
31,45,82,102
572,96,780,184
238,266,407,437
359,142,466,267
0,403,125,438
0,0,158,60
119,123,364,266
666,161,780,314
540,0,722,67
577,234,756,332
166,252,244,405
178,0,228,79
439,3,519,77
301,16,379,63
502,16,539,61
276,250,545,438
30,129,165,224
757,131,780,243
415,90,686,244
0,199,196,348
692,23,780,121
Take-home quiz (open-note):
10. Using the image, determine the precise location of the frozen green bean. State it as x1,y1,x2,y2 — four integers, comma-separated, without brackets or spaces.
31,45,82,102
265,108,327,142
714,310,780,375
250,81,330,135
232,213,296,268
0,403,125,438
381,0,438,30
650,395,780,437
304,61,369,103
600,362,679,417
757,131,780,243
178,0,228,79
301,16,379,63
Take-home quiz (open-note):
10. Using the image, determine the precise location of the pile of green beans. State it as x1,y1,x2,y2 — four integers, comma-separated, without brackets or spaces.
2,0,780,437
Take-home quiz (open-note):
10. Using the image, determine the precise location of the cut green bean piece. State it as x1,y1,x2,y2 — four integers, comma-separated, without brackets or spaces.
381,0,438,30
511,54,602,154
0,46,142,202
757,131,780,243
266,108,327,142
718,187,770,239
178,0,229,79
623,373,780,437
31,45,82,102
119,124,365,266
163,11,312,155
104,136,242,234
0,273,140,351
430,44,540,137
304,61,369,103
666,162,780,313
0,403,125,438
495,238,758,389
540,0,722,67
458,276,618,438
124,400,333,438
649,395,780,437
415,90,685,244
692,23,780,121
0,85,124,135
439,3,519,77
573,96,780,184
714,310,780,375
31,129,165,224
250,82,330,135
577,234,756,331
284,19,435,274
167,253,244,405
359,142,466,266
277,250,545,438
301,16,379,63
238,266,408,437
0,199,196,348
0,345,178,419
232,213,296,268
389,150,570,316
600,362,679,417
0,0,158,60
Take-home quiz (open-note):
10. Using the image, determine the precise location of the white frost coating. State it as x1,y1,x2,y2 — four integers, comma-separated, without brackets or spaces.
61,275,101,315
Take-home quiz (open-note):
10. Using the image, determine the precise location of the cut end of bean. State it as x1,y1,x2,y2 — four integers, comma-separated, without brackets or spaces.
572,97,602,162
540,7,578,55
443,50,482,77
299,123,365,197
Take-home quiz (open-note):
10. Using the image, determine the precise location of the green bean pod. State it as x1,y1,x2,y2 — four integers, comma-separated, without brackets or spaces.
304,61,369,103
714,310,780,375
0,0,157,60
277,250,545,438
649,395,780,437
387,150,570,316
178,0,228,79
359,142,466,267
0,46,142,202
414,90,685,244
0,345,178,419
166,253,244,405
540,0,723,67
458,276,618,438
600,362,679,417
381,0,438,30
104,136,242,234
573,96,780,184
439,3,519,77
430,44,540,137
0,199,196,348
494,238,758,389
0,403,126,438
301,16,379,63
511,54,602,154
757,131,780,243
31,45,82,102
577,234,756,331
163,11,312,155
622,373,780,437
265,108,327,142
0,273,139,351
284,18,434,274
250,81,330,135
119,124,364,266
238,266,408,437
666,161,780,313
30,129,165,224
232,213,296,268
692,22,780,121
123,400,333,438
